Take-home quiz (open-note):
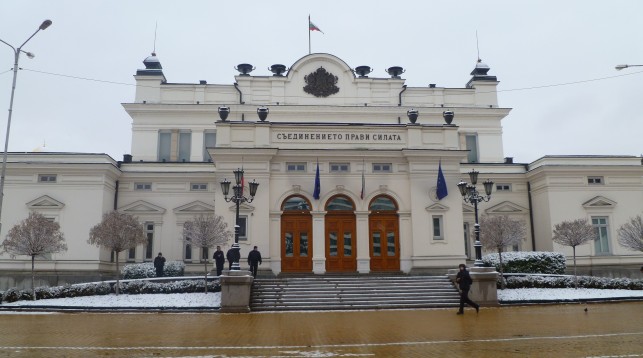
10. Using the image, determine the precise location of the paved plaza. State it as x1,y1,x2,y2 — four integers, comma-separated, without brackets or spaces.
1,302,641,357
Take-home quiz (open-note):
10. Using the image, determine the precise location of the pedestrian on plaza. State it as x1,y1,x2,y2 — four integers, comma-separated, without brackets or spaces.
455,263,479,315
213,245,225,276
226,246,240,270
154,252,166,277
247,246,262,278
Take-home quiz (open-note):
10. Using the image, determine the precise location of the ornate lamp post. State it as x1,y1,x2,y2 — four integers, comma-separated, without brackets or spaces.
457,169,494,267
0,20,52,234
220,170,259,270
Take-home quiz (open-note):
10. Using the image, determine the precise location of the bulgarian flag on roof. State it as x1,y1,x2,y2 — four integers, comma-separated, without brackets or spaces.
309,16,324,33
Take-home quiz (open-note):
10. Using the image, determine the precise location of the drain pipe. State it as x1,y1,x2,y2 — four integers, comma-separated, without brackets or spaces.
527,180,536,251
398,85,407,106
113,180,119,210
234,82,245,104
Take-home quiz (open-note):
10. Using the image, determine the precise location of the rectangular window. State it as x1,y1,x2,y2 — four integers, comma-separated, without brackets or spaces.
190,183,208,191
145,223,154,260
203,131,216,162
592,216,611,254
237,215,248,241
496,184,512,192
372,163,392,173
135,182,152,191
588,176,604,185
463,223,470,258
465,135,478,163
330,163,350,173
201,247,209,262
178,131,191,162
184,238,192,261
300,232,309,257
285,232,294,257
128,247,136,261
158,131,171,162
433,215,444,240
286,162,307,172
38,174,57,183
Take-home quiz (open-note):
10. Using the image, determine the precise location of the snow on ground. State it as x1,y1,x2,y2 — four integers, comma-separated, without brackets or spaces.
498,288,643,301
2,292,221,308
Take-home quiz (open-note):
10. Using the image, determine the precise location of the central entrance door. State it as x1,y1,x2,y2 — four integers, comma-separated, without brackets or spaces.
281,195,313,272
369,195,400,272
325,195,357,272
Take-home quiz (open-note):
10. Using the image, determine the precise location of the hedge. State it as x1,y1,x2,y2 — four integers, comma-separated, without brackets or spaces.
503,275,643,290
483,251,566,275
122,261,185,279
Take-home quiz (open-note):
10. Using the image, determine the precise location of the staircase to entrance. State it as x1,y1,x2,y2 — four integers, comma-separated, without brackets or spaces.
250,275,460,311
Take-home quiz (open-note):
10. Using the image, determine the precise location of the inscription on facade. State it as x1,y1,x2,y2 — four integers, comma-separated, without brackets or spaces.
275,132,403,142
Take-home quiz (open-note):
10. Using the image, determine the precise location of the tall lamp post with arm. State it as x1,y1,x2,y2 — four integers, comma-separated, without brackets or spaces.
457,169,494,267
0,19,53,234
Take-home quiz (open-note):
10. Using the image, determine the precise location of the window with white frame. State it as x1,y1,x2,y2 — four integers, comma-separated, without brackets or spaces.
372,163,392,173
158,130,192,162
203,131,216,162
144,223,154,260
201,247,209,262
330,163,350,173
465,134,479,163
190,183,208,191
178,131,191,162
158,131,172,162
184,238,192,261
38,174,57,183
588,176,604,185
496,184,512,192
432,215,444,240
591,216,611,254
135,183,152,191
286,162,307,172
128,247,136,261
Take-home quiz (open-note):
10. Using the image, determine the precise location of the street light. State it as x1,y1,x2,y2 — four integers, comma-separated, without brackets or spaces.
218,106,264,270
0,19,53,234
457,169,494,267
615,64,643,71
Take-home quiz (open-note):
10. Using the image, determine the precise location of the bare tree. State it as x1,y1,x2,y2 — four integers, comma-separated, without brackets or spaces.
479,215,526,289
552,219,596,288
2,212,67,300
182,214,232,293
617,215,643,252
88,211,147,295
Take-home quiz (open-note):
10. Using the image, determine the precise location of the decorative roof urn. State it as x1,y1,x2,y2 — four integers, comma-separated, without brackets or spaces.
269,64,287,76
235,63,255,76
443,110,454,125
407,108,419,124
257,106,269,121
354,66,373,78
387,66,405,79
218,106,230,121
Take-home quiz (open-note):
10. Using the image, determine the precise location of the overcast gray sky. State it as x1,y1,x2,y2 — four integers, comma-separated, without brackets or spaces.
1,0,642,164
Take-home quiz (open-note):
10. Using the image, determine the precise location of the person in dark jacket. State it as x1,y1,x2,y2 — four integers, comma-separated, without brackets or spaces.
153,252,166,277
247,246,262,278
226,247,240,270
213,246,225,276
455,263,479,314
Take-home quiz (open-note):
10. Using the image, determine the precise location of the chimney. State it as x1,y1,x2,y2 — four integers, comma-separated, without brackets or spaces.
123,154,133,163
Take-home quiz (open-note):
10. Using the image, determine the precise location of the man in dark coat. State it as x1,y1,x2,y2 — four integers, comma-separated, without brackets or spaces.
213,246,225,276
247,246,262,278
226,247,240,270
455,263,479,314
153,252,166,277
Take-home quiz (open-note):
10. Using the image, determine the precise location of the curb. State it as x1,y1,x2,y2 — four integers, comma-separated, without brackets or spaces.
0,306,220,313
500,296,643,305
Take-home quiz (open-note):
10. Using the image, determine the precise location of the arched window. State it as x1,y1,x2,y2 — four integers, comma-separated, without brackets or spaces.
282,195,312,211
326,195,355,211
369,195,398,211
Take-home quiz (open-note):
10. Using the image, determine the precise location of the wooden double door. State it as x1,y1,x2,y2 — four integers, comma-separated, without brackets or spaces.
369,214,400,271
325,214,357,272
281,213,312,272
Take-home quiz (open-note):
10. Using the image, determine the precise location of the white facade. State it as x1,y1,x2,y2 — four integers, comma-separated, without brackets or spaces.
0,53,641,288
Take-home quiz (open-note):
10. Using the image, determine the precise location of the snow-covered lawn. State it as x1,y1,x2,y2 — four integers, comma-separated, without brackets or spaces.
498,288,643,301
2,292,220,308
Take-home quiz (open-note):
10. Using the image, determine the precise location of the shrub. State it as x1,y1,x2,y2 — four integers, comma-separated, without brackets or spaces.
121,280,219,295
122,261,185,279
2,288,21,303
504,275,643,290
483,251,566,274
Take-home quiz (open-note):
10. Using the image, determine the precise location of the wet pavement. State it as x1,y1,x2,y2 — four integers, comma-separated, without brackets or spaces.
0,302,641,357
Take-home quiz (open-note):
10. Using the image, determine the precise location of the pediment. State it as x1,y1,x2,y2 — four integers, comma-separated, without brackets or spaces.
229,202,255,213
462,204,474,213
485,201,528,214
582,196,617,209
426,203,449,212
26,195,65,209
119,200,166,214
173,201,215,214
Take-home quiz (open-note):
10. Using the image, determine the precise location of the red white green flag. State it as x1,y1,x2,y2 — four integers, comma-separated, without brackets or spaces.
309,19,324,33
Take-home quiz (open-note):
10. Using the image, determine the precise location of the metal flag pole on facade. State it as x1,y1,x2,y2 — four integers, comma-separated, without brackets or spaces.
308,15,323,54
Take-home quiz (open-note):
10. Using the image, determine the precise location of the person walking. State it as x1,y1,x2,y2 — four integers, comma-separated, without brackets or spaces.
456,263,479,315
213,246,225,276
154,252,166,277
247,246,262,278
226,246,240,270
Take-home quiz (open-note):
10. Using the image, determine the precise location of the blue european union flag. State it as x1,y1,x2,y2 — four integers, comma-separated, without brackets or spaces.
436,160,448,200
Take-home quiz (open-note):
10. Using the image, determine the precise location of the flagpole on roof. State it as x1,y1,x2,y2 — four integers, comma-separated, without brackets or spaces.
308,14,311,54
